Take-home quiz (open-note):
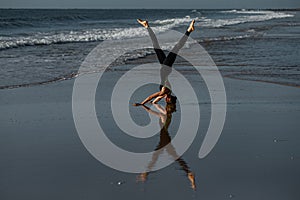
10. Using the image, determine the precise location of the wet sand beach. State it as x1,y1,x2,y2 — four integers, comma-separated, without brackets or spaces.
1,71,299,200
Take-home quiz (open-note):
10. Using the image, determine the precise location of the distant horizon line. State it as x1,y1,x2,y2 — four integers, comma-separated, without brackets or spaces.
0,7,299,10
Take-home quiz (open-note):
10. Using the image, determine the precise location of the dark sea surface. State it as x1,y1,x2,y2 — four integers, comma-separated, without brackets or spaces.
0,9,299,88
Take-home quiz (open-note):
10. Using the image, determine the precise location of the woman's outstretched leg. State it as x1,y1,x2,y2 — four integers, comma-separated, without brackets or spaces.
137,19,166,64
160,20,195,87
137,19,195,90
163,19,195,67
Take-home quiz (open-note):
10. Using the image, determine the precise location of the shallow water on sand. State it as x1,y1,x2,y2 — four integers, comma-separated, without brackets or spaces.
1,72,300,199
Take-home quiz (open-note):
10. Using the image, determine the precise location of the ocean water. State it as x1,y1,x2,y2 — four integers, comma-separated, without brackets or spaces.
0,9,299,88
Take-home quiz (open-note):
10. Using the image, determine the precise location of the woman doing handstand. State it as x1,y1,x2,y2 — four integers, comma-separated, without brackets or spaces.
133,19,195,106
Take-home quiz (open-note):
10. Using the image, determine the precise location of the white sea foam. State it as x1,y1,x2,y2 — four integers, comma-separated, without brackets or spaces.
152,15,199,25
221,9,273,14
198,34,255,43
220,9,237,13
203,11,293,27
0,15,198,50
0,11,294,50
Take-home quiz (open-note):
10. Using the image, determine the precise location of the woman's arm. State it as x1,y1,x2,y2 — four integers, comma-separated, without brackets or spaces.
152,95,165,104
133,91,161,106
153,104,167,115
141,105,161,118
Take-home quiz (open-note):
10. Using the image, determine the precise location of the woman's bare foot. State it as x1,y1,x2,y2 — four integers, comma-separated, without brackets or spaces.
137,19,149,28
136,172,148,183
188,172,196,190
133,103,142,106
187,19,195,32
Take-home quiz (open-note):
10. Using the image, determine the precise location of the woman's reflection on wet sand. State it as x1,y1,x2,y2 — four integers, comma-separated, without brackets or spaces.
136,103,196,190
